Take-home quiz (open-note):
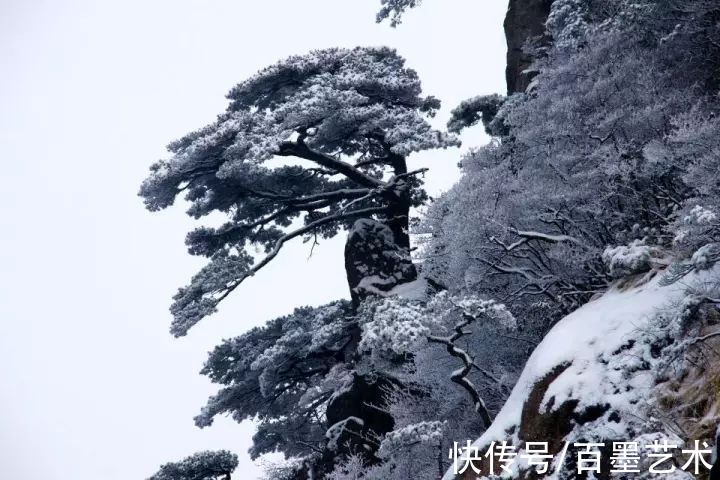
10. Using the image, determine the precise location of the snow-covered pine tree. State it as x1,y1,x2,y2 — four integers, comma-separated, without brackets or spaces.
139,46,457,337
147,451,238,480
141,47,458,478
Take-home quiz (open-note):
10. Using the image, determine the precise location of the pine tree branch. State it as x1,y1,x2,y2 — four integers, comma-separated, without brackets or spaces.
278,140,385,189
213,206,388,304
284,188,372,205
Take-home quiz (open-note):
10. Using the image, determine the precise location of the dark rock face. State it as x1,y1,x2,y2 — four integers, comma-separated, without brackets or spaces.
712,430,720,480
504,0,554,93
344,219,417,306
325,374,396,454
458,363,610,480
294,375,397,480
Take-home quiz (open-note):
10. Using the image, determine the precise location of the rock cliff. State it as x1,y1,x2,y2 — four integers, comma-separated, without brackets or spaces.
504,0,553,93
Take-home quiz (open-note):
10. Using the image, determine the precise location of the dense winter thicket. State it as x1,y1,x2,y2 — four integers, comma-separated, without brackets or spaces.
423,0,720,331
347,0,720,477
414,1,720,478
144,1,720,479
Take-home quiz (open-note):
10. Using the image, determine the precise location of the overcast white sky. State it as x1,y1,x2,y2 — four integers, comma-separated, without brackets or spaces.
0,1,507,478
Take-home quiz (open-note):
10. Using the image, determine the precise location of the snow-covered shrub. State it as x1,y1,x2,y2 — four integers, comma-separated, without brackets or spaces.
444,293,517,331
422,0,720,336
672,205,720,266
358,298,432,358
325,455,366,480
377,421,445,459
348,291,523,479
602,239,655,279
447,94,505,134
546,0,590,49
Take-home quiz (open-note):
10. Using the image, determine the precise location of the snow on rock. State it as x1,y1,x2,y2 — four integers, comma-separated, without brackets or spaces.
326,416,365,451
344,219,417,305
444,263,720,480
388,277,430,301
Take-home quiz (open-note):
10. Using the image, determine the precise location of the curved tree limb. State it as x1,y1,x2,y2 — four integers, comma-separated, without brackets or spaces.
427,312,493,428
278,140,385,189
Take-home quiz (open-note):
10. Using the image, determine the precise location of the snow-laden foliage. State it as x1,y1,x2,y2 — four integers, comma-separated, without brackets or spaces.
423,0,720,335
147,450,238,480
375,0,420,27
195,301,355,460
673,206,720,260
358,297,431,357
377,421,445,460
358,293,517,360
325,454,367,480
602,239,658,279
330,292,524,479
447,94,505,134
139,46,457,336
545,0,589,49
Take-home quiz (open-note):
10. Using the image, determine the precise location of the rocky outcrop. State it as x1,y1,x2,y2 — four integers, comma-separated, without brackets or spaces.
325,374,396,455
445,265,720,480
504,0,554,93
344,219,417,306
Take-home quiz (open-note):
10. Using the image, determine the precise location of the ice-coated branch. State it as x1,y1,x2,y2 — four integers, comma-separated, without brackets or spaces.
283,187,372,206
218,206,387,293
509,227,586,247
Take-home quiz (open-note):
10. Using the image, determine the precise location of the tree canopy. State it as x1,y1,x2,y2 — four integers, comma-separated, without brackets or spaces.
147,451,238,480
139,46,458,337
195,301,356,460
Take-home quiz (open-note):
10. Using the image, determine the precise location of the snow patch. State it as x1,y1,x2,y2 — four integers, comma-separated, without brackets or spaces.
444,264,720,480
